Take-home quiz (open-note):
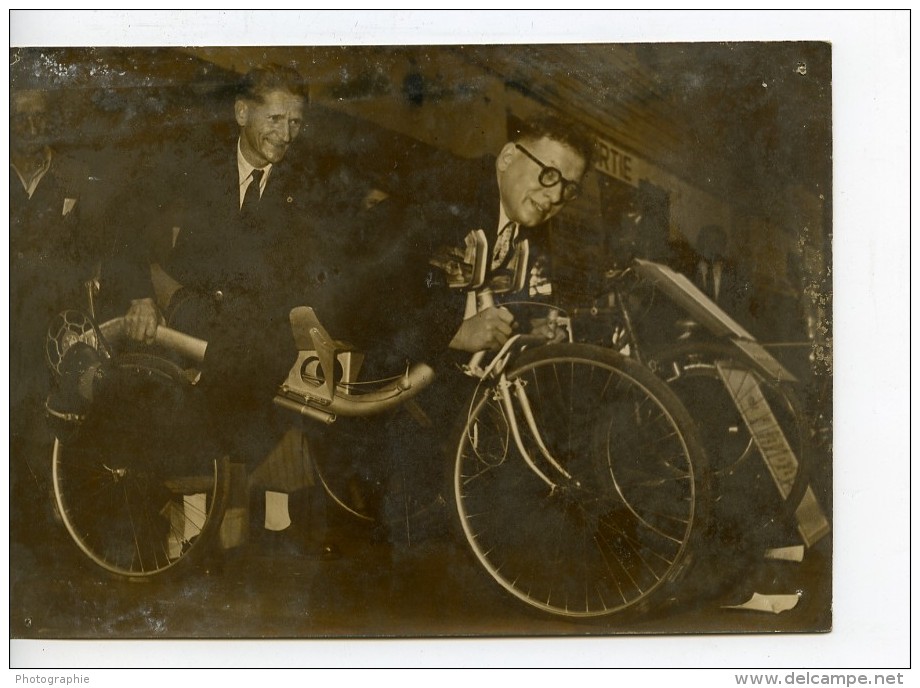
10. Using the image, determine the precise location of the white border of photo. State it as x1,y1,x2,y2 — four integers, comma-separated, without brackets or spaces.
6,9,912,681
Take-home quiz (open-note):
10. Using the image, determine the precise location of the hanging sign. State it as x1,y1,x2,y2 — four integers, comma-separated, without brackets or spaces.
594,137,639,188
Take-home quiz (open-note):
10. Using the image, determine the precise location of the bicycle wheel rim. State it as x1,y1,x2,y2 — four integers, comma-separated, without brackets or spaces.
51,358,228,580
454,344,704,618
650,341,811,532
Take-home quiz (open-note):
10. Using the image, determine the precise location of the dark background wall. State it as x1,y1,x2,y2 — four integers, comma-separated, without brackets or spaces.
10,44,831,374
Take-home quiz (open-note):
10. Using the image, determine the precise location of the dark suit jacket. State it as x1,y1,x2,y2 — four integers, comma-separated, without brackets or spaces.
693,256,754,331
155,131,435,392
304,180,462,375
307,152,556,375
151,133,322,405
394,155,554,360
10,152,97,427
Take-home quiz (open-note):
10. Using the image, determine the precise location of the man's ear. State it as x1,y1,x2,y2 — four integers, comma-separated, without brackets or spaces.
234,99,249,127
496,142,516,172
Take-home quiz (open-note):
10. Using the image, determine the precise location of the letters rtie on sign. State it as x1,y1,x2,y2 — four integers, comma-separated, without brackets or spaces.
593,136,638,188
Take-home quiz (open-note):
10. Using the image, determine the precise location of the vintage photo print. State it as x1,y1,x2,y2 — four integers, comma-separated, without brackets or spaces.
8,10,909,674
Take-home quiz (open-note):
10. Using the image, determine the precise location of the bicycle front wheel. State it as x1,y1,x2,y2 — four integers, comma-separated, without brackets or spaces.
454,343,709,619
51,354,230,581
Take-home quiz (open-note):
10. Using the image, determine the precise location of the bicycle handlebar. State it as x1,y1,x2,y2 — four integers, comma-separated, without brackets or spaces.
96,316,437,423
275,361,436,423
98,317,208,363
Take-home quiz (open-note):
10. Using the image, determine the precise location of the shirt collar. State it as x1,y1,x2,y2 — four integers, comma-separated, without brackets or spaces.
11,146,52,197
497,205,517,237
237,140,272,189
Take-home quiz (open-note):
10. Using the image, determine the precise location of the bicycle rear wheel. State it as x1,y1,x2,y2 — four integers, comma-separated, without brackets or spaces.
648,340,813,556
454,343,709,619
51,354,230,581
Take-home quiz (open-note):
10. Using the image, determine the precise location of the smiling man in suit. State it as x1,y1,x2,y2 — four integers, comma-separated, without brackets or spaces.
124,63,307,367
119,64,351,557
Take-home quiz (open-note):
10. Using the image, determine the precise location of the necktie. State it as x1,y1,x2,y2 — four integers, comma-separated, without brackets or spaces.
492,221,516,270
241,168,264,215
711,262,722,301
698,261,711,297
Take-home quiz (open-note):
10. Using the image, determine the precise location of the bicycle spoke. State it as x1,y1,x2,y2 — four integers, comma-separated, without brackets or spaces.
652,342,813,589
454,345,705,618
52,358,228,580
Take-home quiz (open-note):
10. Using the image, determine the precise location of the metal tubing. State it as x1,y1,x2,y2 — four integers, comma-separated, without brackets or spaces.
495,377,558,491
511,378,574,481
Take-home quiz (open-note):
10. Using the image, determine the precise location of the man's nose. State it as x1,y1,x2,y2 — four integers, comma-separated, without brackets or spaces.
541,183,565,206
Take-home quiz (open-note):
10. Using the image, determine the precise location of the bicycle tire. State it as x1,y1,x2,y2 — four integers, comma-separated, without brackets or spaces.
312,405,452,539
314,450,377,523
51,353,230,581
647,340,814,559
453,342,709,619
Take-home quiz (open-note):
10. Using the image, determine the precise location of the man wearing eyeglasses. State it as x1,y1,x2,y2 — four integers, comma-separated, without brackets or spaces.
444,114,593,353
308,114,594,372
326,114,594,544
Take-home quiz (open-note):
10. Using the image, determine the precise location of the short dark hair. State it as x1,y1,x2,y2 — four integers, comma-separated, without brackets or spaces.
237,63,308,103
513,113,595,168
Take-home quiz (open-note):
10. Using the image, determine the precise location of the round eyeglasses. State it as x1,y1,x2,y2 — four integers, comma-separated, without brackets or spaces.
515,143,581,202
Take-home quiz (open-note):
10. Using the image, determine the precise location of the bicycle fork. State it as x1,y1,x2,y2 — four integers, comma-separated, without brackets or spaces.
491,372,578,493
466,287,576,492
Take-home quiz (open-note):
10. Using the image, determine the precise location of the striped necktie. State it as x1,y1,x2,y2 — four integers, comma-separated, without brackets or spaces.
492,221,517,270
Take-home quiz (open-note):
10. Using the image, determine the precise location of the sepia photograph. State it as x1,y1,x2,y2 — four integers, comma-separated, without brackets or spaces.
7,9,909,674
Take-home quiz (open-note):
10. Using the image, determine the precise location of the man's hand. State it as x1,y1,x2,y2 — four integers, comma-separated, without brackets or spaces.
449,306,515,353
124,297,160,345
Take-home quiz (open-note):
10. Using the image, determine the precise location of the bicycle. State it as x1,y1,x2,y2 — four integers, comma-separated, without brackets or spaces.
44,233,710,620
565,259,830,584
